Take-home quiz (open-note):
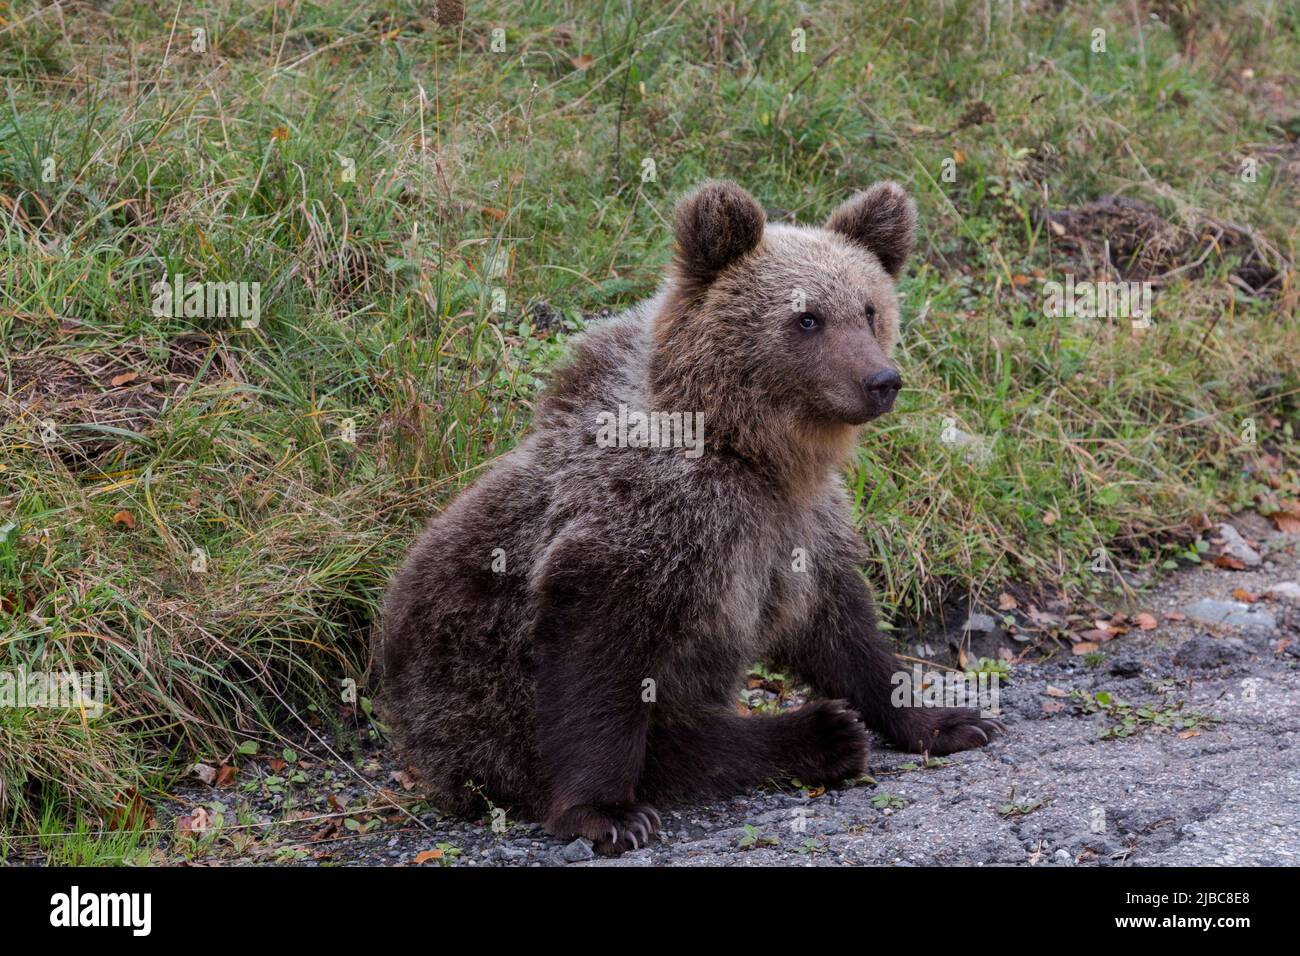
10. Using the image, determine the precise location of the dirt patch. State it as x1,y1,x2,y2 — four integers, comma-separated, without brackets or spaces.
1039,195,1288,294
0,333,238,467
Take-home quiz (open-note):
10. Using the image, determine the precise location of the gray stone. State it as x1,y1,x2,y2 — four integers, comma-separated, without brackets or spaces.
484,845,529,862
1263,582,1300,604
1109,658,1142,677
1173,634,1248,668
1183,598,1275,632
1212,523,1262,567
560,838,595,862
1054,849,1073,865
964,613,997,633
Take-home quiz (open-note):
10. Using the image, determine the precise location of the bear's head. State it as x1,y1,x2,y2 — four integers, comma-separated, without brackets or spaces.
650,180,916,483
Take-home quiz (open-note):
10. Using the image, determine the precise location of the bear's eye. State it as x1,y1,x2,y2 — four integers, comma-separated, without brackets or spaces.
865,304,877,330
796,312,819,332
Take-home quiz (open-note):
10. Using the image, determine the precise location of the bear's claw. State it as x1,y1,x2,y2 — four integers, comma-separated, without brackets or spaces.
546,801,663,856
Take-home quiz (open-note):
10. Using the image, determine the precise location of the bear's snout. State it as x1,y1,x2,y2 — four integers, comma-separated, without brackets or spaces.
861,368,902,418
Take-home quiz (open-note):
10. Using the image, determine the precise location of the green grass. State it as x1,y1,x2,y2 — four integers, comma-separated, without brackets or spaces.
0,0,1297,844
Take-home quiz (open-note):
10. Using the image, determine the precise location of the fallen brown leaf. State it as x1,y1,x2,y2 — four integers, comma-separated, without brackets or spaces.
1165,611,1187,621
414,849,443,865
1212,554,1247,570
1275,515,1300,534
1135,612,1158,630
1231,588,1259,603
176,806,210,839
108,788,155,831
109,371,139,388
1044,685,1069,697
998,592,1018,610
1028,607,1063,627
215,764,238,788
1072,641,1100,655
111,510,136,530
312,820,342,842
570,53,594,69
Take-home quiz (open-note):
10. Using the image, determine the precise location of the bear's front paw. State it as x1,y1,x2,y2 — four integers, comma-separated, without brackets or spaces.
895,708,1005,756
792,699,871,784
546,802,662,856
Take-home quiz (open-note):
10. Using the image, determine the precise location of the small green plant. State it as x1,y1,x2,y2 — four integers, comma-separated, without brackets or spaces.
899,757,951,772
871,793,907,811
997,785,1047,818
737,824,778,850
966,657,1012,680
1169,538,1211,567
796,837,828,854
434,842,462,866
1074,690,1215,739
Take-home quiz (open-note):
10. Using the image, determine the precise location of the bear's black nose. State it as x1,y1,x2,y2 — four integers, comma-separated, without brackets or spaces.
863,368,902,394
862,368,902,417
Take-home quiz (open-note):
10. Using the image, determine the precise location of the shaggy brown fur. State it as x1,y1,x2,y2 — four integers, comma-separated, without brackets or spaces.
377,180,1003,854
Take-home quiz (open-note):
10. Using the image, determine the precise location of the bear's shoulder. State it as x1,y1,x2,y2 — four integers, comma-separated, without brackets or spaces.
535,292,663,427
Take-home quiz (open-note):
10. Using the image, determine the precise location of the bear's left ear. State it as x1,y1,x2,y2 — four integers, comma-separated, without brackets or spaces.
673,180,766,284
823,181,916,278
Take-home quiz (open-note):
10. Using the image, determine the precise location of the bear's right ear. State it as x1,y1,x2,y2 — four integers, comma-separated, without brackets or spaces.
673,180,765,284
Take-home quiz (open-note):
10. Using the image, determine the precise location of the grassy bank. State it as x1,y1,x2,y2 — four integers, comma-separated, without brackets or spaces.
1,0,1297,841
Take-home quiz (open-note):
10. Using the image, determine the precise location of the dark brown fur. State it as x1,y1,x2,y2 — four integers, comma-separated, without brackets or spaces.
376,180,1002,854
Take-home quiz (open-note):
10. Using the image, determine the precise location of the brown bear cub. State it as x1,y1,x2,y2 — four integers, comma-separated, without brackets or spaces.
377,180,1003,854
